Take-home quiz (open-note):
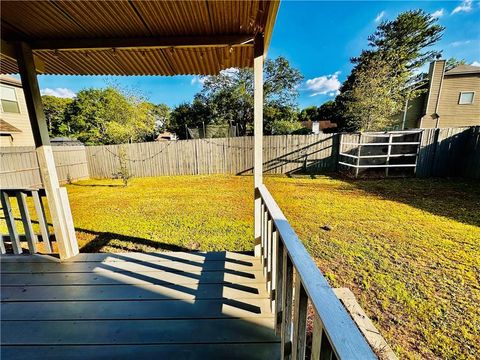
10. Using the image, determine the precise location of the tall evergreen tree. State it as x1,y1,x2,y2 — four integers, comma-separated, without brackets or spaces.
335,10,444,131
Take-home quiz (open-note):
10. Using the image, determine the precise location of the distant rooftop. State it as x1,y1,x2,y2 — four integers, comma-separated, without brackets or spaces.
445,64,480,76
0,119,22,134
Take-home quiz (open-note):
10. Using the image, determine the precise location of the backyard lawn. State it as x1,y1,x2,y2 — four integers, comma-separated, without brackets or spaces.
2,174,479,359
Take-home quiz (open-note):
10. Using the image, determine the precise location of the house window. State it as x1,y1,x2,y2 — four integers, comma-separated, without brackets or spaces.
0,85,20,113
459,91,475,105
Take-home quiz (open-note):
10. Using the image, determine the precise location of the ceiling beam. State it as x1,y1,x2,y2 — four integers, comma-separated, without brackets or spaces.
1,39,45,73
30,34,254,51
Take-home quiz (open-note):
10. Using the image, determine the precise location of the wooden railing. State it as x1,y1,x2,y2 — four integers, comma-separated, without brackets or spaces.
257,185,376,359
0,188,52,255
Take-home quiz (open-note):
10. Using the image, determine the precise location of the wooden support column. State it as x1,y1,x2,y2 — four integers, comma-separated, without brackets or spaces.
254,34,264,257
15,42,79,260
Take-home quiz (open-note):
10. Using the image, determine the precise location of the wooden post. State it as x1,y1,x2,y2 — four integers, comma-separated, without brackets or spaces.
254,33,264,257
15,42,79,260
355,134,362,178
386,133,393,177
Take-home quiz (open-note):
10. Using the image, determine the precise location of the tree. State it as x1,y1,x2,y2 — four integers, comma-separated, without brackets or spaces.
170,56,303,137
151,103,170,135
66,87,158,145
445,57,466,71
169,96,214,139
342,56,408,130
41,95,73,137
334,10,444,131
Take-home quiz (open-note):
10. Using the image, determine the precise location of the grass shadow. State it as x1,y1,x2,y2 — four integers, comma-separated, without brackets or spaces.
332,175,480,228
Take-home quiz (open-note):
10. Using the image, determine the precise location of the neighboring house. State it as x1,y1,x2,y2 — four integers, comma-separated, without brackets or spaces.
155,131,178,142
301,119,337,134
50,137,84,146
0,75,35,146
403,60,480,129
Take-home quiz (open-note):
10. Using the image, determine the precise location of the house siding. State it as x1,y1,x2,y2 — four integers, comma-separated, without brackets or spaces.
436,73,480,127
0,83,35,147
404,93,427,129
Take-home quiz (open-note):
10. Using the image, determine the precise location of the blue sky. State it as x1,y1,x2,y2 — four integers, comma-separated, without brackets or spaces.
38,0,480,109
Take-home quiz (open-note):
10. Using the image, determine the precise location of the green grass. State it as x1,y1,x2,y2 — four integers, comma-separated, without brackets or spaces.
1,174,479,359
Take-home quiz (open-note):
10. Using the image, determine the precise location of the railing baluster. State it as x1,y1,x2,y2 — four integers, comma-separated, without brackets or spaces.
16,191,38,254
319,331,335,360
1,191,22,254
263,207,268,276
275,235,284,334
0,234,6,254
267,217,273,292
311,313,323,360
260,202,265,264
292,274,308,360
32,190,52,252
271,227,278,312
281,251,294,359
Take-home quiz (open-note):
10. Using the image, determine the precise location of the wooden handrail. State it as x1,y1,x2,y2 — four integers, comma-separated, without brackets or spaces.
257,184,376,360
0,188,52,254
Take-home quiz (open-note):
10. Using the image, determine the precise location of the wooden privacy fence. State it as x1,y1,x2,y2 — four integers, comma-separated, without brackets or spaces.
0,146,89,189
416,126,480,178
1,128,479,189
85,134,339,178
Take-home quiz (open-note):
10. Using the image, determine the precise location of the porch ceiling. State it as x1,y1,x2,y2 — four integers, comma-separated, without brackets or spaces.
0,0,279,76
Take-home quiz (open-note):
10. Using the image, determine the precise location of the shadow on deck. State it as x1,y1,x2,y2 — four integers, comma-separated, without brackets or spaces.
0,251,280,359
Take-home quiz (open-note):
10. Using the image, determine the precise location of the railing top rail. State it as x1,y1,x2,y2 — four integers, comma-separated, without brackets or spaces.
257,184,376,359
341,141,421,146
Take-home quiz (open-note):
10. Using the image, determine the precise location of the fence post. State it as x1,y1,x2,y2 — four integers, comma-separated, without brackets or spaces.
355,134,362,178
386,133,393,177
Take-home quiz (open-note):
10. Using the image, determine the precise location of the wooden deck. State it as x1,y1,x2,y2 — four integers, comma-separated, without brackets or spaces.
1,251,280,359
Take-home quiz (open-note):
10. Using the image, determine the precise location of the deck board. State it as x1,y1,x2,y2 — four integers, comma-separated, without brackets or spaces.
0,251,280,359
2,343,280,360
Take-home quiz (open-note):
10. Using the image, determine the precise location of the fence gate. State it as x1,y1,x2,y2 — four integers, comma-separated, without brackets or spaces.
338,130,423,178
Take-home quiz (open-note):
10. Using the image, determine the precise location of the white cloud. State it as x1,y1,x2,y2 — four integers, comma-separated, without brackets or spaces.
305,71,341,97
40,87,76,98
449,40,472,47
190,76,206,86
375,11,386,23
431,9,444,18
220,67,239,77
472,61,480,67
452,0,473,14
327,91,340,97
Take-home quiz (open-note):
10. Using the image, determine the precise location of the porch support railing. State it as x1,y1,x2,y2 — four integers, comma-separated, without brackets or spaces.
15,42,78,259
253,33,264,257
257,184,376,360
